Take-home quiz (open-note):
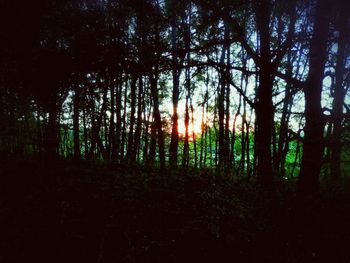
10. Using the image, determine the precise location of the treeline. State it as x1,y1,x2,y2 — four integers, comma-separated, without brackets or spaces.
0,0,349,193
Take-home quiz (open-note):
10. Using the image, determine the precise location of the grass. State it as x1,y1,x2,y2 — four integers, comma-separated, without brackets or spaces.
1,157,350,262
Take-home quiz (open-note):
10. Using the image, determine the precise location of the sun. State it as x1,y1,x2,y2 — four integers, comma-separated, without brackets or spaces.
177,118,203,140
176,106,204,140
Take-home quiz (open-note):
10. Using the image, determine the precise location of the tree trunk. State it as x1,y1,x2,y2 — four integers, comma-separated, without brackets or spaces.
127,76,137,161
109,77,116,160
199,90,207,167
89,86,108,160
254,0,274,184
182,76,190,167
44,92,60,159
115,77,122,161
73,85,81,160
298,0,330,194
330,7,347,180
169,4,180,167
143,90,152,163
218,45,226,168
224,23,231,168
190,100,197,167
148,115,157,165
120,80,128,160
82,92,89,159
134,76,144,162
150,73,165,169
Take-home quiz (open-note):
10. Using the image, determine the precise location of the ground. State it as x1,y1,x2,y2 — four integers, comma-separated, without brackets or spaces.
1,157,350,262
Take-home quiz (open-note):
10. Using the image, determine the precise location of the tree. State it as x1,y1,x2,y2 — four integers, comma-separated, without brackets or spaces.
298,0,331,194
329,1,349,180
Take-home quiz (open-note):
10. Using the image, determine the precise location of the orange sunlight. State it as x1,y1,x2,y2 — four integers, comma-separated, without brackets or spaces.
177,118,203,140
165,99,251,141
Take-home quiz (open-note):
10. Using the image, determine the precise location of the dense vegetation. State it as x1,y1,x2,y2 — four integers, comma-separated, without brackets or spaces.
1,0,350,188
1,0,350,261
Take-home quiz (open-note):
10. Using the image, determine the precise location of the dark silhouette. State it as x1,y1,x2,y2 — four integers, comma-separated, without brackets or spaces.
1,0,350,262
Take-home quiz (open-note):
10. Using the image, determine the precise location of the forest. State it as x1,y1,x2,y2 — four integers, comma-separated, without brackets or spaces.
1,0,350,262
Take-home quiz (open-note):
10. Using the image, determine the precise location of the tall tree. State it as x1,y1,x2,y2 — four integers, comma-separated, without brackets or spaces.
169,0,182,167
298,0,331,194
330,1,349,180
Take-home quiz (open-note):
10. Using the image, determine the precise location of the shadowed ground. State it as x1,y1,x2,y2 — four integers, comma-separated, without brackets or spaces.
1,158,350,262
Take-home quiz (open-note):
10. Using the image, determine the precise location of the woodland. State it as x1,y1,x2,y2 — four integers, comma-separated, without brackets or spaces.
1,0,350,262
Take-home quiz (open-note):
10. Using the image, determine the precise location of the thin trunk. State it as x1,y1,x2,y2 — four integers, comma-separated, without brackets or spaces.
150,73,165,168
213,102,219,167
44,93,59,159
134,76,144,162
169,2,180,167
82,93,89,159
73,85,81,160
148,116,157,165
127,76,137,161
276,53,294,176
204,86,210,167
208,124,213,167
109,78,116,160
246,108,254,177
89,87,108,160
115,77,122,161
121,80,128,160
149,11,165,169
231,96,241,172
199,90,207,167
224,22,231,168
218,44,226,167
143,90,152,163
36,104,42,153
190,100,197,167
183,94,190,167
330,7,347,180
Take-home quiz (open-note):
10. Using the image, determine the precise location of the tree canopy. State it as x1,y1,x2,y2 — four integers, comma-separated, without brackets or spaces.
1,0,350,193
